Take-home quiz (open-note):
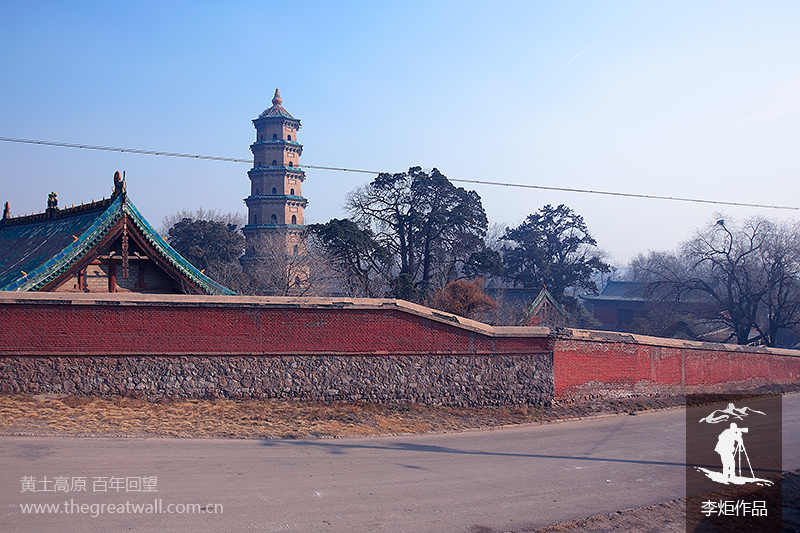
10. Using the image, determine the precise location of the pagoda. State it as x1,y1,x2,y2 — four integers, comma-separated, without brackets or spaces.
241,89,308,280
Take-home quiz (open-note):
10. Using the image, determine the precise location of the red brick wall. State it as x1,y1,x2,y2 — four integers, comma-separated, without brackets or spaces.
553,332,800,400
0,299,551,356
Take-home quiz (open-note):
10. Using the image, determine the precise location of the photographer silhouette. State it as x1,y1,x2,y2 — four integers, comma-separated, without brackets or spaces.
715,422,747,480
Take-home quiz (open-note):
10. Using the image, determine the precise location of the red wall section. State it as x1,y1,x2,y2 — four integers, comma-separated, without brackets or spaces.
0,300,552,356
553,333,800,400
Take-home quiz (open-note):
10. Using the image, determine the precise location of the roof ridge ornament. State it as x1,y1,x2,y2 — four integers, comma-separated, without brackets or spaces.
46,192,58,216
112,170,126,200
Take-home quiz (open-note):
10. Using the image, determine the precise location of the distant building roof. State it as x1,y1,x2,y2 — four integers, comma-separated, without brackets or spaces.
0,175,234,295
520,287,569,326
581,281,647,302
256,88,299,121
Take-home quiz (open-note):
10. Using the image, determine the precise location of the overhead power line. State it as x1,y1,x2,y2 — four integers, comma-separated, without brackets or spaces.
0,136,376,174
444,178,799,211
1,135,798,212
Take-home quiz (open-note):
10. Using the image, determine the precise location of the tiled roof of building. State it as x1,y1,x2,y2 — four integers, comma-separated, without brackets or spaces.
520,287,569,326
0,187,234,295
581,281,647,301
256,88,298,121
0,198,114,289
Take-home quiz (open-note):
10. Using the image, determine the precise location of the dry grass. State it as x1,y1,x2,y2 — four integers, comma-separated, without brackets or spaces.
1,384,796,440
0,395,558,439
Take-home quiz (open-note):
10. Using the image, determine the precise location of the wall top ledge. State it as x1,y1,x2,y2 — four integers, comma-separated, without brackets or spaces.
0,292,551,339
555,327,800,357
2,293,799,356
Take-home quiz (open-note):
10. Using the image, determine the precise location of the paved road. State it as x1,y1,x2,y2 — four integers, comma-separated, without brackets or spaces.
1,395,797,532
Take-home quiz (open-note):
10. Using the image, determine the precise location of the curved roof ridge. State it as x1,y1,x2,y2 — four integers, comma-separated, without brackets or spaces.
122,200,235,295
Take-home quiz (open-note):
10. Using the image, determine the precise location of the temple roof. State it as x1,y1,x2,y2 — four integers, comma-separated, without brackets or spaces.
256,88,298,121
519,287,569,326
0,189,234,295
580,281,647,302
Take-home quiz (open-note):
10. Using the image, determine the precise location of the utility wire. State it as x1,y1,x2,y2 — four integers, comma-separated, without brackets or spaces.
2,135,798,212
0,136,376,173
446,178,799,211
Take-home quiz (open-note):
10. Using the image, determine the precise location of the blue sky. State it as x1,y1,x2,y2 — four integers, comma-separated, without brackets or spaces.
2,1,799,266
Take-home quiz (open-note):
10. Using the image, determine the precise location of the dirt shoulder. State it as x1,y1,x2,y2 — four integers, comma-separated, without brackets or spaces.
0,384,797,439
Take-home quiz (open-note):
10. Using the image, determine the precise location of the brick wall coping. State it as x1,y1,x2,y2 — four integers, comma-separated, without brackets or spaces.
556,327,800,357
0,292,551,340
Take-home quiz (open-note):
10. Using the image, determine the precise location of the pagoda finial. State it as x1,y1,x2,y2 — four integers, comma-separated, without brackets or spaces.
272,88,282,107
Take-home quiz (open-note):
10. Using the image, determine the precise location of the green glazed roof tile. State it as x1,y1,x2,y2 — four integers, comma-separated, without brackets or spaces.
0,195,234,295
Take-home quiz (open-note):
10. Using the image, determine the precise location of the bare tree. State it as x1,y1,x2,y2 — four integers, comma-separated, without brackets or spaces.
484,221,508,252
758,219,800,346
243,230,336,296
682,217,771,344
306,219,392,298
630,215,800,347
160,207,246,238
